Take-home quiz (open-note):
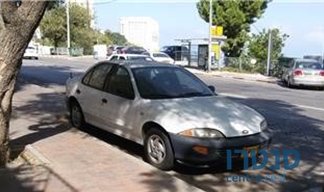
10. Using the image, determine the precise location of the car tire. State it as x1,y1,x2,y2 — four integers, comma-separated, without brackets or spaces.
281,75,286,85
69,100,85,129
144,128,174,170
287,77,293,88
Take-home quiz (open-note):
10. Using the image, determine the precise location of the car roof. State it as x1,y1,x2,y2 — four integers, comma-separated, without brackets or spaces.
110,54,148,57
99,60,178,69
152,51,166,53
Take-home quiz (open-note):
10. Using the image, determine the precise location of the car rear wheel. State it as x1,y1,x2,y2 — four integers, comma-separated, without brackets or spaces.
70,101,85,129
144,128,174,170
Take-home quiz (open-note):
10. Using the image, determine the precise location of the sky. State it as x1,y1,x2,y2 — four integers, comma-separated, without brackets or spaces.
93,0,324,58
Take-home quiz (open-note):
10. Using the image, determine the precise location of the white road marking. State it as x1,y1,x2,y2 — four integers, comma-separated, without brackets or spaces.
294,104,324,112
220,92,324,112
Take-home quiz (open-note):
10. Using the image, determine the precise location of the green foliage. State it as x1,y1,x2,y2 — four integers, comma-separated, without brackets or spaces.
247,28,288,75
40,3,96,54
197,0,269,57
47,0,64,10
104,30,128,45
40,3,129,55
40,6,66,47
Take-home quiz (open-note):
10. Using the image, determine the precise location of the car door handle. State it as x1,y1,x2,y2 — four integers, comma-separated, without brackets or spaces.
76,89,81,94
101,98,107,104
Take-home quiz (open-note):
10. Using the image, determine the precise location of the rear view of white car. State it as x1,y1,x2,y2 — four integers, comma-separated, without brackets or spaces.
107,54,153,62
281,59,324,88
23,46,38,60
150,52,174,64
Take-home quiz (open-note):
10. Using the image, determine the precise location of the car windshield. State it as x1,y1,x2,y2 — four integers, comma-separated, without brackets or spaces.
153,53,169,58
132,67,214,99
296,62,323,70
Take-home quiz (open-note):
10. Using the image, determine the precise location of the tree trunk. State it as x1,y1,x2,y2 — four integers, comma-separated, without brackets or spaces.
0,1,47,166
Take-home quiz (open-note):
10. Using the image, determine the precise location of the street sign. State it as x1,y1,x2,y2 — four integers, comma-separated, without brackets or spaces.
211,26,223,36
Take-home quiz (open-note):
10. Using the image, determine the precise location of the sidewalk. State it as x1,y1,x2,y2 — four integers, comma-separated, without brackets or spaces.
185,67,278,84
6,79,203,192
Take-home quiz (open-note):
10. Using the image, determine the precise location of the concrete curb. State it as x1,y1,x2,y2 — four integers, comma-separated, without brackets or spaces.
21,145,51,166
185,68,278,84
211,74,278,84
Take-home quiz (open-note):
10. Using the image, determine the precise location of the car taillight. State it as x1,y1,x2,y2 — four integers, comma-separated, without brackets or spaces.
293,69,303,76
320,70,324,76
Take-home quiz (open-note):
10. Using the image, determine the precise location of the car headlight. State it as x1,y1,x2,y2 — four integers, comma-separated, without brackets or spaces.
260,120,268,131
178,128,225,138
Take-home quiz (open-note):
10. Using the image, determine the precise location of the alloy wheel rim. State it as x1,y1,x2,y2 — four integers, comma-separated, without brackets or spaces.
147,134,166,164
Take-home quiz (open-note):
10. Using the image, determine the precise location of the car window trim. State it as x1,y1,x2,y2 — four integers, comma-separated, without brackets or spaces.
81,63,114,91
104,65,135,100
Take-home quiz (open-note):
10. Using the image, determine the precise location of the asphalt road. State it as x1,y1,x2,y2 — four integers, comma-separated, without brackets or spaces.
20,57,324,192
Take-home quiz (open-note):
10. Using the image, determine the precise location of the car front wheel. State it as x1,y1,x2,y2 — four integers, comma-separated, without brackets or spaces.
70,101,85,129
144,128,174,170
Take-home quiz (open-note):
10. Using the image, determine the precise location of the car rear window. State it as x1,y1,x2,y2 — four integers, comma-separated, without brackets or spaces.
296,62,323,70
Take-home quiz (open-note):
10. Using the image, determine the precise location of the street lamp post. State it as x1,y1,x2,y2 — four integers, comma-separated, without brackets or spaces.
66,0,71,56
266,29,272,76
208,0,213,72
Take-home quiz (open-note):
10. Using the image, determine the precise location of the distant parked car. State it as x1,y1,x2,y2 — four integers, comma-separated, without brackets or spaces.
161,45,189,61
107,45,125,56
23,46,38,60
149,52,174,64
107,54,153,62
281,58,324,88
66,61,272,170
121,46,148,55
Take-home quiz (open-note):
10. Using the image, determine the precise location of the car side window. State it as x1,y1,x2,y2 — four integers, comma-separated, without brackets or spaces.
82,69,93,85
105,67,135,99
86,64,113,90
119,56,126,60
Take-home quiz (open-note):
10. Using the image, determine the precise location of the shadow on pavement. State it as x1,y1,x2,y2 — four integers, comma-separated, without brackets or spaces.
18,65,84,89
0,162,78,192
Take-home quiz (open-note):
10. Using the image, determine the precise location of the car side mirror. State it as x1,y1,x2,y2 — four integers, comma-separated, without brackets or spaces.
208,85,215,92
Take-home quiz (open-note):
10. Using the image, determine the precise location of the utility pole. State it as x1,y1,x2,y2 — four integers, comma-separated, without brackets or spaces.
66,0,71,56
266,29,272,76
208,0,213,72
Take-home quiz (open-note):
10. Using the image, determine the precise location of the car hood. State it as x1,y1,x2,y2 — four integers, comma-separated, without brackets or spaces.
144,96,264,137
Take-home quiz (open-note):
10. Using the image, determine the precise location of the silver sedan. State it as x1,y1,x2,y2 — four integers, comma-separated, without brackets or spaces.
66,61,272,170
282,59,324,88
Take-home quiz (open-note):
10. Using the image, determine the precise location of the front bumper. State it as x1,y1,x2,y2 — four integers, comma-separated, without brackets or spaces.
169,130,272,165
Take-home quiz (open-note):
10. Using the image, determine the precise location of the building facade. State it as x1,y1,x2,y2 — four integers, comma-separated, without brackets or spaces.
120,17,159,51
